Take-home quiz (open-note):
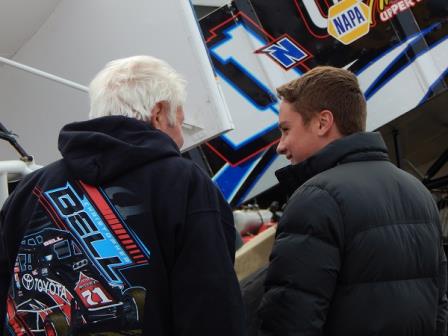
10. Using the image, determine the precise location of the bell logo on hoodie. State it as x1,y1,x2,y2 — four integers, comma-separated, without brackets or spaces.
43,181,150,285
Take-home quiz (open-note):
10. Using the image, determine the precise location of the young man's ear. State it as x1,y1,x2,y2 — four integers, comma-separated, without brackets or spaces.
316,109,335,136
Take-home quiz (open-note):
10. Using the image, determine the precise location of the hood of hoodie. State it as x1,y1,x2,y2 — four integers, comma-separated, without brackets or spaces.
58,116,180,185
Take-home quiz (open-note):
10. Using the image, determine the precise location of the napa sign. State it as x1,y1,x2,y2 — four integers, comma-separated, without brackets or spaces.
328,0,371,45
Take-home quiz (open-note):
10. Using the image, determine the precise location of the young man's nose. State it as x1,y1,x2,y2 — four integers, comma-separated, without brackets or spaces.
276,140,286,155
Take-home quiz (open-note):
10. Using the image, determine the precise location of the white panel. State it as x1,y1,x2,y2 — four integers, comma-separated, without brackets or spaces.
303,0,328,29
192,0,228,6
212,23,300,146
0,0,60,57
0,0,232,164
219,78,278,146
366,38,448,131
357,35,419,93
242,154,289,203
213,24,300,94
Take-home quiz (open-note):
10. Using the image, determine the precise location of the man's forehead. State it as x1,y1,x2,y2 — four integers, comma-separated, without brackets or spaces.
278,107,295,122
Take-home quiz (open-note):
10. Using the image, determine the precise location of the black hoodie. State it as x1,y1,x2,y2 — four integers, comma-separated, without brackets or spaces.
0,116,245,335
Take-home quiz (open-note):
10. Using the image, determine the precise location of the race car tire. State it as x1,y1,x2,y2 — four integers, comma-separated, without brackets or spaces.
124,287,146,321
44,312,70,336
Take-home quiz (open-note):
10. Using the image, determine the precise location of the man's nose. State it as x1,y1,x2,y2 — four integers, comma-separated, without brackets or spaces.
276,139,286,155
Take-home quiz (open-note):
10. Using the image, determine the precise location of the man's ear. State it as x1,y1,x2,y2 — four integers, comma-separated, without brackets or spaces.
316,109,335,136
150,101,165,129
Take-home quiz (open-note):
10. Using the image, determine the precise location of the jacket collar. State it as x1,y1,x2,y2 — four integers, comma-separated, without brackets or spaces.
275,132,389,195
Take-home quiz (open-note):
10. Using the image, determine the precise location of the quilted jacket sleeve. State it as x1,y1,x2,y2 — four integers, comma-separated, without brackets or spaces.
436,242,448,336
258,185,344,336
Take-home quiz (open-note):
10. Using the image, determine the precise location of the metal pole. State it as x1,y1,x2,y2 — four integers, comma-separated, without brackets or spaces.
424,175,448,190
0,160,41,207
0,172,8,208
0,56,88,93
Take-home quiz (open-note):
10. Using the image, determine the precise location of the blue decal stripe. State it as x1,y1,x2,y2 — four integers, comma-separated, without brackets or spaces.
235,151,279,206
419,67,448,105
214,153,263,201
219,105,279,149
356,23,439,99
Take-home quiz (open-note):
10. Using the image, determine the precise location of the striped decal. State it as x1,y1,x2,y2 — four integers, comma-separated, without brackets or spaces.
78,181,148,264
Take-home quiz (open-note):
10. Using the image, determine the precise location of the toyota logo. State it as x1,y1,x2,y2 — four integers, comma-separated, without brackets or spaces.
22,273,34,291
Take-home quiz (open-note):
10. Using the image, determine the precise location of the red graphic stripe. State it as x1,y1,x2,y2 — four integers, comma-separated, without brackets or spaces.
206,138,280,168
7,296,33,334
33,187,67,229
206,11,275,44
78,181,148,264
293,0,329,39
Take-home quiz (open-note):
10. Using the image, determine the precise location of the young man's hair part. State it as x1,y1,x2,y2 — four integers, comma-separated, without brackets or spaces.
277,66,367,135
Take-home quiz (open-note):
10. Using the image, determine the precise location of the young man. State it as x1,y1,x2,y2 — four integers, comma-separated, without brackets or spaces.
0,55,245,335
258,66,448,336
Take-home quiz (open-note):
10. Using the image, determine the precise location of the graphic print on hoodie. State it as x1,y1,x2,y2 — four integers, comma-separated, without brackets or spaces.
1,116,243,336
2,117,178,335
7,179,150,335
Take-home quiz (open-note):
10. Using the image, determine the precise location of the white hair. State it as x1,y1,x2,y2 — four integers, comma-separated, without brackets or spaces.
88,55,187,125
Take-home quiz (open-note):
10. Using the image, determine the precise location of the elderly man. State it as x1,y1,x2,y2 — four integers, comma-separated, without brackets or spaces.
0,55,245,335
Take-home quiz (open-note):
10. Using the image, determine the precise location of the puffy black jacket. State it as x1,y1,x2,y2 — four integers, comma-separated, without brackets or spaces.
258,132,448,336
0,116,245,335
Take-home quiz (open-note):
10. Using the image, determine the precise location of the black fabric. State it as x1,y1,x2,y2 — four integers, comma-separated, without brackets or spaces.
0,116,245,335
58,116,180,185
259,132,448,336
241,266,268,336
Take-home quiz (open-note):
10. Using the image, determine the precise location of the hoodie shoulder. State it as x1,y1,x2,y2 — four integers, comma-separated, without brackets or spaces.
59,117,181,185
